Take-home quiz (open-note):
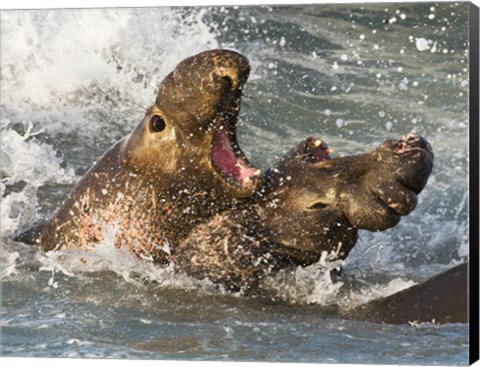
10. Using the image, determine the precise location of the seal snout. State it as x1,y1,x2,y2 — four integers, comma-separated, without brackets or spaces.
394,133,433,155
209,49,250,90
212,59,250,92
191,49,250,92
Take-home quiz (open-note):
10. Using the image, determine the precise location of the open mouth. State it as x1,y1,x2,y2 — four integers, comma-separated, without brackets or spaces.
210,103,260,189
306,138,333,163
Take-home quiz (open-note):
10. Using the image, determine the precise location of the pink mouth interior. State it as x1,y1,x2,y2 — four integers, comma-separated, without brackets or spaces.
211,123,257,184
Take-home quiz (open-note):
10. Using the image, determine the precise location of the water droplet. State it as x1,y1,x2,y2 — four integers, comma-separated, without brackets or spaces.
415,38,430,52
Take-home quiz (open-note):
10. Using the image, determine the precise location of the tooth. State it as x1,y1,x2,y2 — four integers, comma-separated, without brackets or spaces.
243,176,251,185
253,169,261,176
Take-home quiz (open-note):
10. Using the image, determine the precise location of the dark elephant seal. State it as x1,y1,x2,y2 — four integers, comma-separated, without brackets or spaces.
15,50,262,261
344,262,468,324
173,133,434,291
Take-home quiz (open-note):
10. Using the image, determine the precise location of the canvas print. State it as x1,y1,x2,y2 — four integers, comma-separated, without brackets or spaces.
0,1,475,365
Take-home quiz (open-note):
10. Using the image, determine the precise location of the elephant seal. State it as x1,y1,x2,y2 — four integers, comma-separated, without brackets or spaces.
15,49,262,261
344,262,468,324
173,133,434,291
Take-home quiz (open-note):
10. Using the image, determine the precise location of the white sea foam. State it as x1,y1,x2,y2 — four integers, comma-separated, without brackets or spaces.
0,120,77,236
1,8,220,136
0,248,20,278
260,251,346,305
0,120,75,187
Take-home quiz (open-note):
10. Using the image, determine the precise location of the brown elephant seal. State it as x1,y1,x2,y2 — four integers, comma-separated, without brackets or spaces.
173,133,434,292
15,49,262,261
343,262,468,324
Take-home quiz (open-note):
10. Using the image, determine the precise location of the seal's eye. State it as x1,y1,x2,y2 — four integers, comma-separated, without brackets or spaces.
150,115,166,132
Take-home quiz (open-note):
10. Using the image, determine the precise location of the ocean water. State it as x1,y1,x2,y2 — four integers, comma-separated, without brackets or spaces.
0,2,470,365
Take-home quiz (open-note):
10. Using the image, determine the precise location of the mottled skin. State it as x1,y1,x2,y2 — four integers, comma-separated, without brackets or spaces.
344,262,468,324
15,50,262,260
173,133,434,292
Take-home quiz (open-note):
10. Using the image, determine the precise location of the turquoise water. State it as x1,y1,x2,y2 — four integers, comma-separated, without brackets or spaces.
0,3,470,364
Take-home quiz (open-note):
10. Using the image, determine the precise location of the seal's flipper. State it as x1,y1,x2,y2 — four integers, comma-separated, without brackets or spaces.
14,220,47,245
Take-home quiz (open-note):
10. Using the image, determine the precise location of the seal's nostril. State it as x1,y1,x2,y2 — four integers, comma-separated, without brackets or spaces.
221,76,234,89
215,71,239,90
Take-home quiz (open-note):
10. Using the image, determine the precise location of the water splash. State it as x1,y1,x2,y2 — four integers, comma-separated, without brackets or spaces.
1,8,220,140
0,247,20,278
0,119,77,236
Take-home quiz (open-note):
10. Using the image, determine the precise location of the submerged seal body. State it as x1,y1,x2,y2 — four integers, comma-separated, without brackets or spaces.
173,133,434,291
344,262,468,324
15,50,262,260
